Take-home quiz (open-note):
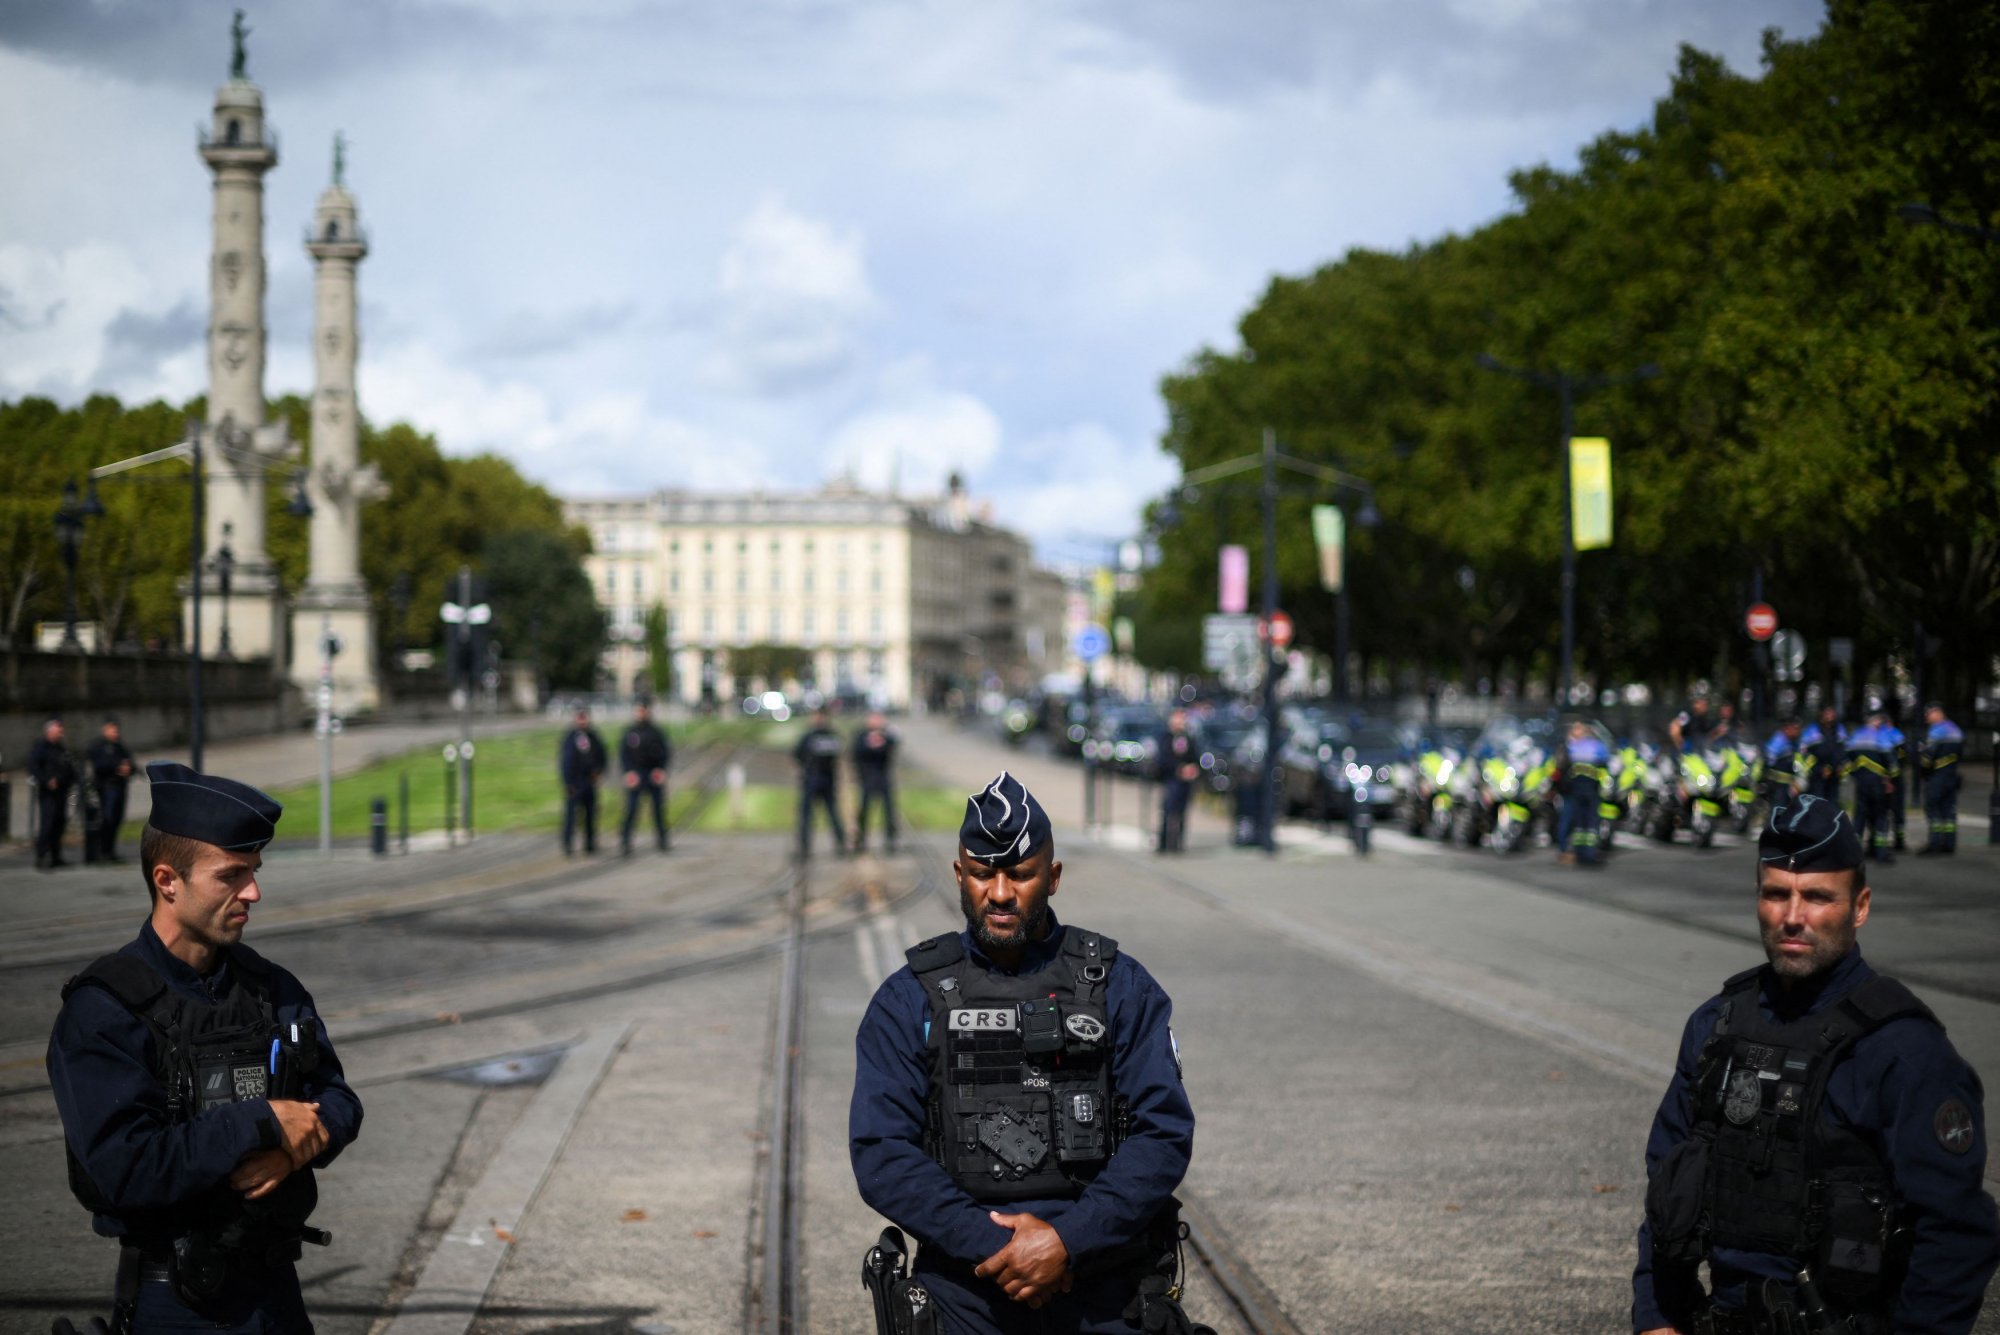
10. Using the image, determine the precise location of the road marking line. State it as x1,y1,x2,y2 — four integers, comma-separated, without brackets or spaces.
379,1019,632,1335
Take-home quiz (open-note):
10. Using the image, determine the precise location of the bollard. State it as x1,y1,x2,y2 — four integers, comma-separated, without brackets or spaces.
398,771,410,854
1990,731,1998,847
1082,754,1096,830
463,745,475,842
0,774,10,841
370,797,388,856
443,743,458,844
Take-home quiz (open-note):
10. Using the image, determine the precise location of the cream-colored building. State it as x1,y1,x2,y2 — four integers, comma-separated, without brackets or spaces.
564,479,1067,710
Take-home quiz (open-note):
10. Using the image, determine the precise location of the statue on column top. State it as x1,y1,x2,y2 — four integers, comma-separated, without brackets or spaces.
333,132,346,186
230,10,250,80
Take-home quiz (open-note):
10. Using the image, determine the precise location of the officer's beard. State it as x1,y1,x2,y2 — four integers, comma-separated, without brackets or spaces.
961,884,1052,955
1761,912,1859,985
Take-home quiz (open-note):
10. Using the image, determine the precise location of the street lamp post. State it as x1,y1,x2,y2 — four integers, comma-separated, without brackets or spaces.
212,521,237,660
1177,429,1372,852
1476,354,1660,707
52,478,104,652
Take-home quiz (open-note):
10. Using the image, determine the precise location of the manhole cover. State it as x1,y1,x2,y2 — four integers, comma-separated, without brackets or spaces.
432,1044,570,1087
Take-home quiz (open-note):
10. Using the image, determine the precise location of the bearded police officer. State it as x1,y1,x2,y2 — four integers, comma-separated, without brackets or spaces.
47,763,362,1334
851,772,1201,1334
1634,795,1998,1335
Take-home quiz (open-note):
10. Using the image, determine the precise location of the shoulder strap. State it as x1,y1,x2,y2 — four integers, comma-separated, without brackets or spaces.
1819,975,1939,1049
62,952,168,1012
905,932,964,976
1059,927,1118,1004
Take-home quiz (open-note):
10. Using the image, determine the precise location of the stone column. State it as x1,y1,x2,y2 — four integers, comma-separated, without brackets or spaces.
290,143,385,716
192,61,293,664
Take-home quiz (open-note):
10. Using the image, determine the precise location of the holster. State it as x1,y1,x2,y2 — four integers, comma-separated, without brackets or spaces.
860,1227,937,1335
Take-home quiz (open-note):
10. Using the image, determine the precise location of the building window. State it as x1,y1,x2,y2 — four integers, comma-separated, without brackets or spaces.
736,610,748,639
667,610,679,636
870,569,882,593
701,609,715,637
836,568,848,593
836,609,849,640
803,570,815,594
770,538,781,553
736,568,748,593
770,569,781,592
632,568,644,594
670,571,680,593
601,528,619,553
869,650,885,680
737,538,748,554
770,608,783,639
670,539,680,554
703,538,714,554
870,609,883,638
702,570,714,593
802,609,816,641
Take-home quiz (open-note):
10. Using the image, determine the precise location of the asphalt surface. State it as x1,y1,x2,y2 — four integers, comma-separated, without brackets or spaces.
0,714,1993,1334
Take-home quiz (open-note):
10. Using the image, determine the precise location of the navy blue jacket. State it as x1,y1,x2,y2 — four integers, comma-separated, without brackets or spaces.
1633,950,1999,1334
46,923,364,1238
850,915,1195,1269
559,725,608,788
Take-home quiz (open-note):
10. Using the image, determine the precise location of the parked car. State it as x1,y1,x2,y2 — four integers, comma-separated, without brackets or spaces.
1082,703,1168,774
1193,708,1263,795
1281,713,1405,823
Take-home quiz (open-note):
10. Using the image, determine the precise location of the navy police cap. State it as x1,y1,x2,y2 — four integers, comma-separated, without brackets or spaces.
145,762,282,852
1758,793,1863,873
960,771,1051,867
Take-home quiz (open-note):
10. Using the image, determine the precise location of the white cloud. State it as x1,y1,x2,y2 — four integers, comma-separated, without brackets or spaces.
0,242,184,401
994,421,1180,545
702,197,878,396
824,369,1003,495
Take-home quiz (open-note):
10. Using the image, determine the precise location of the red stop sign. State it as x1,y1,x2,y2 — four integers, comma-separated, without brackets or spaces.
1260,611,1294,648
1745,603,1778,641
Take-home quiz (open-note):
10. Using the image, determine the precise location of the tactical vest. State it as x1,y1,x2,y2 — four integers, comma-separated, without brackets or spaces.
60,946,320,1272
907,928,1123,1203
1649,968,1934,1316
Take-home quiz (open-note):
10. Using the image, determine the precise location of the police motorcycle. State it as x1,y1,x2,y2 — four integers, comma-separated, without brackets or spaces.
1462,716,1559,853
1723,731,1765,833
1671,740,1748,849
1403,728,1470,840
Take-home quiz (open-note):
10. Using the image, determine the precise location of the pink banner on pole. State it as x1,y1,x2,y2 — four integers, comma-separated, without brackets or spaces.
1218,545,1249,614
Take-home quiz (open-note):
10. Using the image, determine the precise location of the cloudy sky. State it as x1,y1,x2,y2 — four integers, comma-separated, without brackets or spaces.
0,0,1822,559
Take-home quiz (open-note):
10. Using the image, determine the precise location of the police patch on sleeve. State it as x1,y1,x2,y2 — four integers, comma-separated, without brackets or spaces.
1934,1098,1975,1155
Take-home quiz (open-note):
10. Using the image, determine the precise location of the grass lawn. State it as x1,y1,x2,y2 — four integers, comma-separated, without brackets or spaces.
266,716,782,842
690,783,968,834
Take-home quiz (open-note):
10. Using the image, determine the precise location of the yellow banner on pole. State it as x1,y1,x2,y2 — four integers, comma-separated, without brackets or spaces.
1569,437,1613,551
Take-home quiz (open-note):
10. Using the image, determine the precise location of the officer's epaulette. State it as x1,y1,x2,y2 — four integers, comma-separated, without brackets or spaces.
905,933,964,974
1835,975,1940,1036
1721,965,1763,995
61,952,168,1012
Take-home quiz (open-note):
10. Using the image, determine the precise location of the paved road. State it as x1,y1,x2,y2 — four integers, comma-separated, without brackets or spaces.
0,715,1992,1334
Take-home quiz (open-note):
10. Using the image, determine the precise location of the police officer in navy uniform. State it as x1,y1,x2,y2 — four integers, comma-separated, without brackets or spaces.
1761,717,1805,804
618,699,673,856
559,706,608,856
850,772,1200,1334
1843,710,1899,865
88,717,138,863
795,707,848,858
1633,795,1999,1335
1155,709,1198,855
1799,706,1848,804
47,763,363,1334
852,711,901,854
1917,703,1965,857
29,716,78,870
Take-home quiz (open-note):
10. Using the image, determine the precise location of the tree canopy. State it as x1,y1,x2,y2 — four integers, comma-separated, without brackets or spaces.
0,394,600,682
1141,0,1999,716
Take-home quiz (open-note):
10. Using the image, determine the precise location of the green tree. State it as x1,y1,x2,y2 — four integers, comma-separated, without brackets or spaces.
643,601,672,699
481,528,603,692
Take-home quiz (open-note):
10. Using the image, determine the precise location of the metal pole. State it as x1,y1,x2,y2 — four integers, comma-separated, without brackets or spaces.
1259,427,1281,854
1558,375,1576,710
398,769,410,854
1335,575,1350,703
457,565,473,841
318,614,334,858
190,430,205,772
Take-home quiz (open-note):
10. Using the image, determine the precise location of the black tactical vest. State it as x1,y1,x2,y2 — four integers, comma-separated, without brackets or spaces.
907,927,1123,1203
61,946,320,1259
1649,967,1934,1314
